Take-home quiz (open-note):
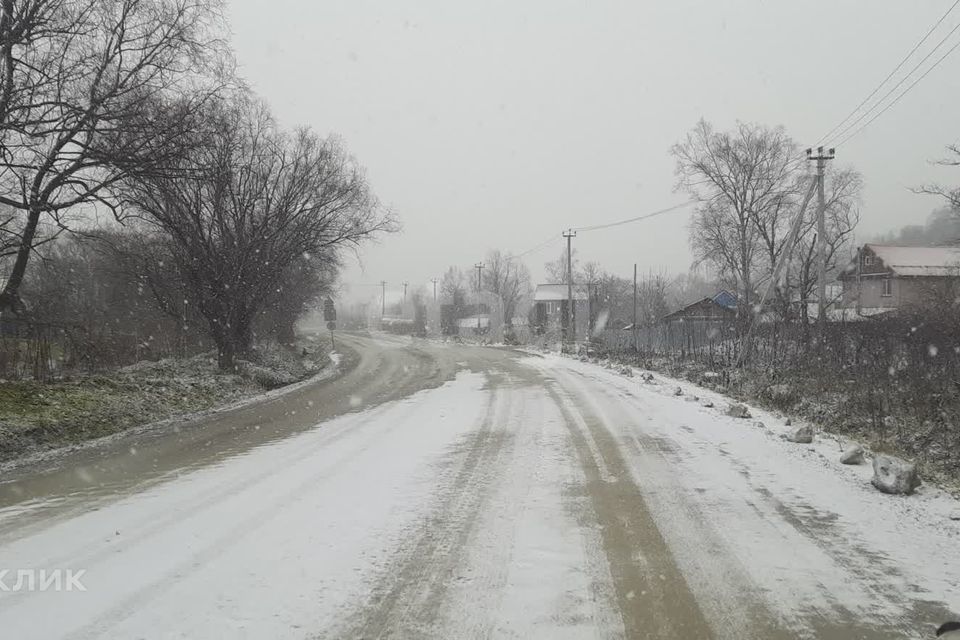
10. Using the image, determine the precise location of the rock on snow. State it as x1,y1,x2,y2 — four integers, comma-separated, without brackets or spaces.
840,445,865,465
871,454,922,495
784,425,814,444
725,403,751,419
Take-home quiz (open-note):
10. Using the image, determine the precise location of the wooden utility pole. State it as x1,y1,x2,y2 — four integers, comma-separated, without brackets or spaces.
807,146,834,327
431,278,438,302
380,280,386,318
402,281,408,306
474,263,484,331
563,229,576,345
633,263,638,355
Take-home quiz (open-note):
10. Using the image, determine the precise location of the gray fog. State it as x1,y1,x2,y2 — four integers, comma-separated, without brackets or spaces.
228,0,960,295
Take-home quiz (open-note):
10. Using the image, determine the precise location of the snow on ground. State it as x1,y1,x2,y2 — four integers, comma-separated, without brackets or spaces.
4,336,959,639
0,371,488,639
526,354,960,633
430,384,622,639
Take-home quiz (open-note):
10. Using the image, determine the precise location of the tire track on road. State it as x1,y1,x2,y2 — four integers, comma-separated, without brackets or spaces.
542,376,713,639
327,370,517,640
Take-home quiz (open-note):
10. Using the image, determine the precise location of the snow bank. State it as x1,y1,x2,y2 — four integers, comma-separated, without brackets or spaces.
0,371,490,639
524,354,960,631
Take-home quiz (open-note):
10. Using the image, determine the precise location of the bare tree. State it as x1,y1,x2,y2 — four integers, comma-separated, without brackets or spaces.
638,270,672,325
258,253,340,344
670,270,720,309
121,97,396,369
0,0,228,313
544,247,581,284
439,266,468,335
482,249,530,326
593,272,633,327
918,146,960,239
673,120,804,316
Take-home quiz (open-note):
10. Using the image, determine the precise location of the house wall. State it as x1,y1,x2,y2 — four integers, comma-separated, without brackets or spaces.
842,275,953,310
533,299,590,338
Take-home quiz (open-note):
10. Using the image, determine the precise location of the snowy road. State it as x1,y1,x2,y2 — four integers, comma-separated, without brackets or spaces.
0,333,958,639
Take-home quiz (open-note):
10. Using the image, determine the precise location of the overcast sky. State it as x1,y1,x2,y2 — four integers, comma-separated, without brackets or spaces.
227,0,960,302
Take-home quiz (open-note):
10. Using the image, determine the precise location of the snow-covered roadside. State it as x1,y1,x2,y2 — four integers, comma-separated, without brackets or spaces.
0,351,343,475
0,370,490,639
525,354,960,634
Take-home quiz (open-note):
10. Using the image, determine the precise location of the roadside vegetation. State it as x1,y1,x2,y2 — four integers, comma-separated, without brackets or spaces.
0,0,394,460
0,338,333,463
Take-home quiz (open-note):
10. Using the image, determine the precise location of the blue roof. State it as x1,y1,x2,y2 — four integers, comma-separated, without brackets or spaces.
711,290,738,310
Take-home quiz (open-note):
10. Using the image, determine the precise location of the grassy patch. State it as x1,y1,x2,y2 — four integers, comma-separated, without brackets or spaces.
0,338,333,462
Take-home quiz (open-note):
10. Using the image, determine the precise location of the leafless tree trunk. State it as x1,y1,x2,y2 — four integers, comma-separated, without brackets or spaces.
0,0,229,313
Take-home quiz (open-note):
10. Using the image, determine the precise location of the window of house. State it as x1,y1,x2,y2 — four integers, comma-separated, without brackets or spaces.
882,278,892,297
863,254,874,267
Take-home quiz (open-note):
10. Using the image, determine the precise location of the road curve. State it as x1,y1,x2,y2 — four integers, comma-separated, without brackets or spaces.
0,333,955,639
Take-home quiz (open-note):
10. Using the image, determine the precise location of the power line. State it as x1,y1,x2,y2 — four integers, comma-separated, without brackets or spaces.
835,35,960,147
826,14,960,147
815,0,960,147
572,201,694,232
513,200,694,261
515,233,561,258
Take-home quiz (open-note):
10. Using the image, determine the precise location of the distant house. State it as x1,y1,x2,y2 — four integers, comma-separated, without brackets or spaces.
458,314,490,337
440,302,490,336
662,290,737,325
839,244,960,314
532,284,590,339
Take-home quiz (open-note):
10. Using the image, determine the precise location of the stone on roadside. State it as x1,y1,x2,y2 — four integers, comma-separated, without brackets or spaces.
726,403,751,419
785,425,813,443
753,420,766,430
674,386,683,396
702,400,715,408
871,454,922,495
641,372,655,383
949,511,960,521
618,366,633,378
784,417,792,426
839,445,865,465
